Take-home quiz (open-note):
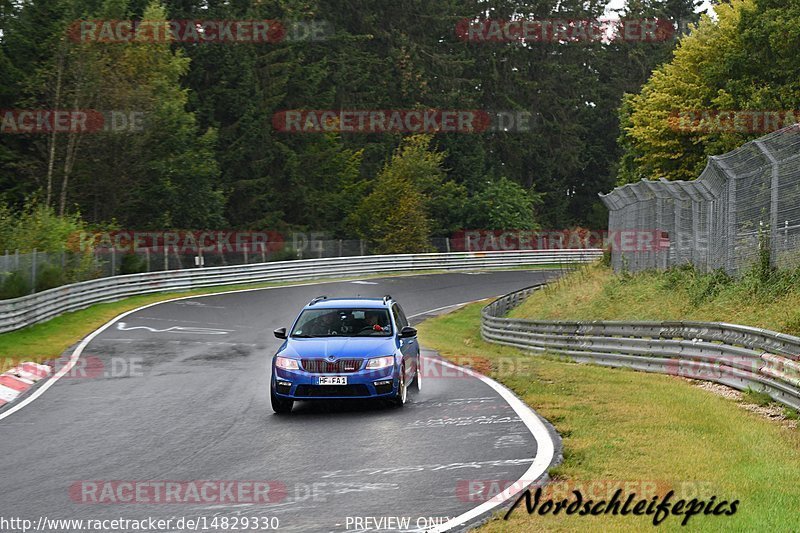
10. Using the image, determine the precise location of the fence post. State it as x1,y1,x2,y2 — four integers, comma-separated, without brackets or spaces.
727,176,737,273
359,239,365,256
711,157,737,273
754,140,780,266
446,238,451,253
673,194,682,267
15,249,19,270
31,248,37,294
338,239,343,257
111,246,116,276
145,248,150,272
260,242,266,263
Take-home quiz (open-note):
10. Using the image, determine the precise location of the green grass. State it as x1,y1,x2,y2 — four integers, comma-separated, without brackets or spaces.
417,303,800,532
510,263,800,335
743,388,774,407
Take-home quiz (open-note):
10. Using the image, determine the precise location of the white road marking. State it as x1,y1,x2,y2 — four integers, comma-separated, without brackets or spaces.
405,414,521,429
494,434,528,449
407,297,500,319
317,458,536,479
350,281,379,285
116,322,232,335
170,301,227,309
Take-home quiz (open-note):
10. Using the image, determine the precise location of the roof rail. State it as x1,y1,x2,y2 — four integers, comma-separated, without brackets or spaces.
309,295,328,306
382,294,392,303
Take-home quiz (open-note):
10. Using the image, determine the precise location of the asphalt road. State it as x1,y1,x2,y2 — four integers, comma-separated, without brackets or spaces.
0,270,559,533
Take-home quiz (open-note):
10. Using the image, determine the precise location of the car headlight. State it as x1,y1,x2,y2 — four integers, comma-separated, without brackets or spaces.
366,356,395,370
275,356,300,370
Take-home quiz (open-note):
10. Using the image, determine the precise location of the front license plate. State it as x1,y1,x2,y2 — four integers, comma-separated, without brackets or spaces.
319,376,348,385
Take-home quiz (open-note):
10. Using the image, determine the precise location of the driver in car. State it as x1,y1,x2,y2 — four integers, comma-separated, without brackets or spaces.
365,311,389,333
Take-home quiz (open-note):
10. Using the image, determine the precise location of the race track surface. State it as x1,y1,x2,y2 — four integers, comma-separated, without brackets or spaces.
0,270,559,532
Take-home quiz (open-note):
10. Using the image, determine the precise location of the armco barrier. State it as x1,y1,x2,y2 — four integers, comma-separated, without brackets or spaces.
0,249,601,334
481,285,800,411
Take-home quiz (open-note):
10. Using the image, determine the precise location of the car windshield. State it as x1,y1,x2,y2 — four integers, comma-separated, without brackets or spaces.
291,308,392,338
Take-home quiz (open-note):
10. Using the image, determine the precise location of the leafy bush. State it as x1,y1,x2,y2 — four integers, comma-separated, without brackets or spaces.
0,199,88,253
269,247,300,262
0,272,31,299
35,264,65,292
465,177,541,230
119,253,147,275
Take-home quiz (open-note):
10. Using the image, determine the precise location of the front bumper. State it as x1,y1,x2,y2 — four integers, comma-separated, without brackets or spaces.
272,366,399,399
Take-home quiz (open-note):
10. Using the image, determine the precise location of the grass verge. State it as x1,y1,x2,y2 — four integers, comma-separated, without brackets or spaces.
417,303,800,532
511,262,800,335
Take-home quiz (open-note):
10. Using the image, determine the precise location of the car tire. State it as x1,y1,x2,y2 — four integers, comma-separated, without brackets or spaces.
271,388,294,414
392,362,408,407
413,355,422,393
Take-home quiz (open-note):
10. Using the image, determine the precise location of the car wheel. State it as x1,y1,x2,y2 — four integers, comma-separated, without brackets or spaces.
414,356,422,392
271,388,294,414
393,362,408,407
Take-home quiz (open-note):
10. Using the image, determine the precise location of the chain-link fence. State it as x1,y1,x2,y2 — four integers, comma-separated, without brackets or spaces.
600,124,800,274
0,238,463,298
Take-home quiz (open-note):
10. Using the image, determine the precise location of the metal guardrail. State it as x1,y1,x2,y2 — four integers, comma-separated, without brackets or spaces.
0,249,602,334
481,285,800,411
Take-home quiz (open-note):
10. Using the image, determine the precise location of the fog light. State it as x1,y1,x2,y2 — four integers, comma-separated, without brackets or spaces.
278,381,292,387
373,379,393,395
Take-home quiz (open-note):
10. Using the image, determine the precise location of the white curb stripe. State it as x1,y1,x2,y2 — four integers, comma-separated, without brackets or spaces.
7,375,34,385
425,358,556,533
0,384,20,402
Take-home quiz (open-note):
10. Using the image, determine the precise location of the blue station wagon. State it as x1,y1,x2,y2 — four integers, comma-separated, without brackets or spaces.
270,295,421,413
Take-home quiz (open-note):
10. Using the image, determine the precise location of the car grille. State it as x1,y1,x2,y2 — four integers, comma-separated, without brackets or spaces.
294,384,370,397
301,359,362,373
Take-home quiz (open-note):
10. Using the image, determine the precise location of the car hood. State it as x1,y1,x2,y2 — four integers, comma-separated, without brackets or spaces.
281,337,396,359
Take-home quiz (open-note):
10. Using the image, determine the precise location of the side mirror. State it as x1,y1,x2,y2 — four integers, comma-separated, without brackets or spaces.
399,326,417,339
274,327,287,339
